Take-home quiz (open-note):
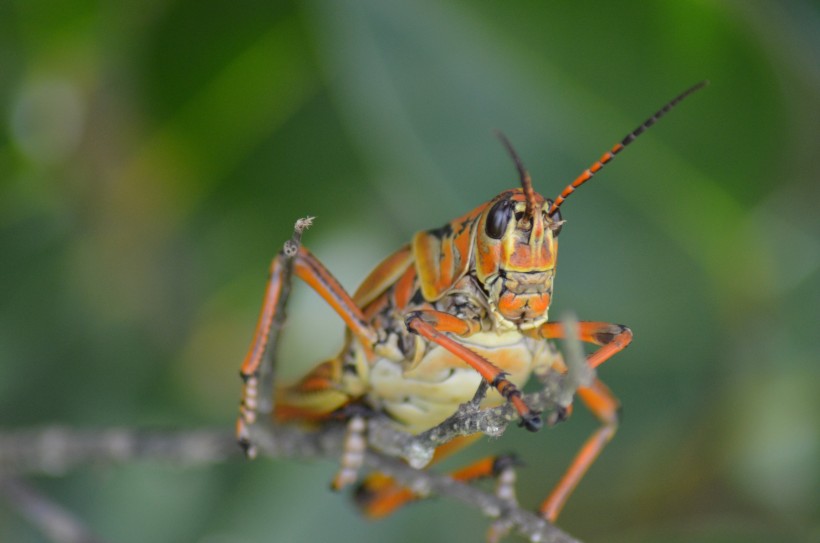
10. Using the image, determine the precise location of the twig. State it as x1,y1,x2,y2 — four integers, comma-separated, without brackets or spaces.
256,216,314,416
0,427,238,476
238,216,314,459
0,476,109,543
0,424,579,543
559,314,594,393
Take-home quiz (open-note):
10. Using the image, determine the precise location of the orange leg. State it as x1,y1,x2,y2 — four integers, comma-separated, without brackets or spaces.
272,357,352,424
534,320,632,521
537,321,632,369
237,246,379,450
540,379,619,521
450,453,521,484
355,434,485,518
405,310,542,431
240,245,377,381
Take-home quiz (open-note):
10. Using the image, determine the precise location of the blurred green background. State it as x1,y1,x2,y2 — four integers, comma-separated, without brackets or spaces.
1,1,818,542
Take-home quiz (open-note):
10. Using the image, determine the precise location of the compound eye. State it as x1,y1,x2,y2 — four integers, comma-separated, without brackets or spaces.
485,199,513,239
545,202,563,237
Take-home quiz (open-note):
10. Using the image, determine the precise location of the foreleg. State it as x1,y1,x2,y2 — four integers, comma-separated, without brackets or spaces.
405,309,543,431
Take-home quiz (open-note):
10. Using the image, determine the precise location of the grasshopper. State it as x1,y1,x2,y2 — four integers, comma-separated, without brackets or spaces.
237,81,707,522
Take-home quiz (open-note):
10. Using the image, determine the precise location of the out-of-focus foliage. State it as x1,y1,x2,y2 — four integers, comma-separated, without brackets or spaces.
1,1,818,542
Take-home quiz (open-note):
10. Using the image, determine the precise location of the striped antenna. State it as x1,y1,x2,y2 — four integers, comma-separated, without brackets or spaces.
548,80,709,216
495,130,538,216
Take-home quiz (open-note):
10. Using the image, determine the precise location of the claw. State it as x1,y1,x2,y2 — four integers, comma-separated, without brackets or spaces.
546,404,571,427
518,411,543,432
238,438,257,460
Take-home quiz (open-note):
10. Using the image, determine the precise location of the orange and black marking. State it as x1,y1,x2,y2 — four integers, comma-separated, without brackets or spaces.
549,80,708,215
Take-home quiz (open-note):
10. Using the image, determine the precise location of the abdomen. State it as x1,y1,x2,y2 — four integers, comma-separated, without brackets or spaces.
365,331,550,434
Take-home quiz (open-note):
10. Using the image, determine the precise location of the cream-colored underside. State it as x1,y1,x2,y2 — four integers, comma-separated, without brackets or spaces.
365,331,554,434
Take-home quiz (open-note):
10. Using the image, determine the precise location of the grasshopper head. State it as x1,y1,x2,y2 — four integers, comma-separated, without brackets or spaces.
473,132,564,329
476,188,562,328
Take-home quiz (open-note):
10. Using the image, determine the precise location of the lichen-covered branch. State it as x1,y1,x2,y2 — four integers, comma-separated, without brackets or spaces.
255,217,315,421
0,476,109,543
0,423,580,543
0,427,238,476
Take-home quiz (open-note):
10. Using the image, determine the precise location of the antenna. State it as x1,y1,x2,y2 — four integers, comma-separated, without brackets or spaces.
495,130,538,216
549,80,709,216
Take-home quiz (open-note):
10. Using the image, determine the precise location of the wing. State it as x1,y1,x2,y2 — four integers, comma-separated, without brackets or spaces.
412,204,483,301
352,244,415,309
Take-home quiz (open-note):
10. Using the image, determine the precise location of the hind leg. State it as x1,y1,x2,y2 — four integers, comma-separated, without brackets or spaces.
237,244,380,454
273,356,355,424
354,434,485,518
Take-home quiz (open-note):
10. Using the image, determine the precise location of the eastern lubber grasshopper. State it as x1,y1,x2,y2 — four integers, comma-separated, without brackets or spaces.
237,82,707,525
